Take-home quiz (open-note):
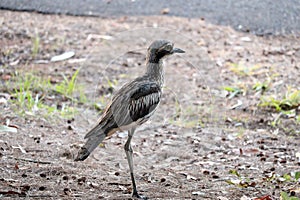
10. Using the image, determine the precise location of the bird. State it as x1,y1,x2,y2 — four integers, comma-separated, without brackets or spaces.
75,40,184,199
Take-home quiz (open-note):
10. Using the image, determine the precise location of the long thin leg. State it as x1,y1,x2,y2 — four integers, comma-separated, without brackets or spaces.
124,128,147,199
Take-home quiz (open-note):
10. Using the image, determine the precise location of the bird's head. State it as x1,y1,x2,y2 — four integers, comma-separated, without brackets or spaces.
147,40,185,63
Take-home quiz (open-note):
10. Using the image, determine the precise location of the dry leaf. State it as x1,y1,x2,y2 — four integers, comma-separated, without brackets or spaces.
51,51,75,62
0,125,18,133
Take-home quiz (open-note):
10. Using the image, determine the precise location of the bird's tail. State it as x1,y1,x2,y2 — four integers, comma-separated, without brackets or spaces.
74,129,106,161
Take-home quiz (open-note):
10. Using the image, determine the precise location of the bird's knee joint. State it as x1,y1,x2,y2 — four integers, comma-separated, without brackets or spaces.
124,145,133,153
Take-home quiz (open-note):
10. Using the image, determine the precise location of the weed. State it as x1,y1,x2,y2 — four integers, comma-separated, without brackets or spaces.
7,70,86,119
252,78,271,94
54,68,88,105
225,169,252,188
229,63,262,76
173,98,181,119
94,96,109,112
10,73,46,115
31,35,40,58
223,86,246,99
55,68,81,97
280,192,299,200
105,77,118,91
279,171,300,200
2,49,13,58
278,171,300,182
229,169,240,177
169,104,202,128
259,87,300,111
59,103,78,118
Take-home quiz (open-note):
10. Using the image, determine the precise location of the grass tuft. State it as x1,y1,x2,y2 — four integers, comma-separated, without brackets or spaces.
259,87,300,111
55,68,81,97
7,69,86,119
31,35,40,58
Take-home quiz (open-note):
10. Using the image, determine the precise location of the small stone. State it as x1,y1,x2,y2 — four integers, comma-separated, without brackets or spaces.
161,8,170,14
203,170,210,175
240,36,252,42
212,175,219,179
39,186,46,191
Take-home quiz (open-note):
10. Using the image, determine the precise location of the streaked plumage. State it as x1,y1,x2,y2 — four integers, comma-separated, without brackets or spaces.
75,40,184,199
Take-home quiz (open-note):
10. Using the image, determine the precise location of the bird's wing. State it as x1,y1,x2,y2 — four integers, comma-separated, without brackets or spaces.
84,81,161,139
128,82,161,122
106,81,161,129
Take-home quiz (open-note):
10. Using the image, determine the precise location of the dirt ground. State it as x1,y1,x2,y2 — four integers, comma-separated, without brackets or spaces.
0,11,299,200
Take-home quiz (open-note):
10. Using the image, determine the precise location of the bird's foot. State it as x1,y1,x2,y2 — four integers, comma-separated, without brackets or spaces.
132,191,148,200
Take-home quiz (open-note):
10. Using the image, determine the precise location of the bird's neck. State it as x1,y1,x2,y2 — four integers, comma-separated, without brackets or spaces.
145,60,164,87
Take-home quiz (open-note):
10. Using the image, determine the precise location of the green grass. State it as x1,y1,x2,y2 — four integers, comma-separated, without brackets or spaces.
259,87,300,111
223,86,245,99
223,77,272,99
225,169,253,188
55,68,80,97
252,78,271,95
169,104,203,128
280,192,299,200
7,69,86,118
54,68,88,104
226,169,300,199
226,63,298,113
105,76,119,91
31,35,40,58
279,171,300,200
229,63,262,76
10,73,49,115
224,63,299,128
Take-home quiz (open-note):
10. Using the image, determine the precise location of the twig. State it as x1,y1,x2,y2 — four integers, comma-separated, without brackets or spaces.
8,156,52,164
28,194,83,198
108,182,131,186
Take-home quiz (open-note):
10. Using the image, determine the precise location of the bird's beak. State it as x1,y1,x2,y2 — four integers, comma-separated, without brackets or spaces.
171,47,185,54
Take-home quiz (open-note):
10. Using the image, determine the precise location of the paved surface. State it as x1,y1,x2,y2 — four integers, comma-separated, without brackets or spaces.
1,0,300,35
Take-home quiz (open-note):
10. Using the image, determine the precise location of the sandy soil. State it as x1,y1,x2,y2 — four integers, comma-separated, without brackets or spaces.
0,11,299,199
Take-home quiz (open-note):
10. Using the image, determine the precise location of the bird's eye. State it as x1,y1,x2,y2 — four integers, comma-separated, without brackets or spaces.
164,44,173,52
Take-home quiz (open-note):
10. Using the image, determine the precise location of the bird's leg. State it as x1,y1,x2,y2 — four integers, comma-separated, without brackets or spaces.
124,128,147,199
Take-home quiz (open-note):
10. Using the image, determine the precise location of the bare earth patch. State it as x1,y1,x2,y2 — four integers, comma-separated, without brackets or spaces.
0,11,299,199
